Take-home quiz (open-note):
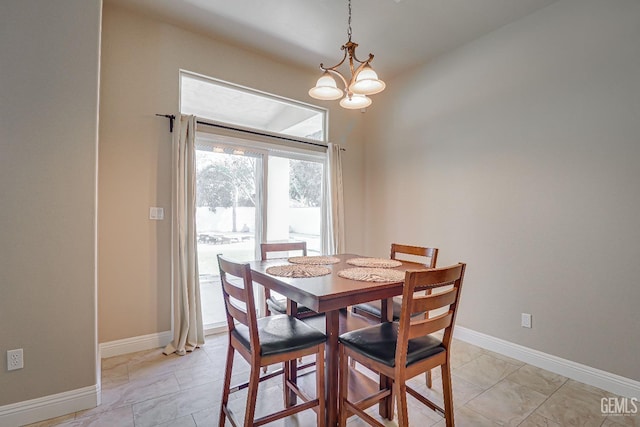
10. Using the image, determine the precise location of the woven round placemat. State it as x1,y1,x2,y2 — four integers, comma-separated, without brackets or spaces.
346,258,402,268
338,267,405,282
288,256,341,265
266,264,331,278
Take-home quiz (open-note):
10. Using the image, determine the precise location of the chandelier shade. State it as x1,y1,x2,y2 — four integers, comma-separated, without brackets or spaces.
308,72,343,100
309,0,385,109
350,65,386,95
339,94,372,109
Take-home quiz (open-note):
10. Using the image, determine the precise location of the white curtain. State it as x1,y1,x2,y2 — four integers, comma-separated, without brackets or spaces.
164,114,205,356
325,143,345,254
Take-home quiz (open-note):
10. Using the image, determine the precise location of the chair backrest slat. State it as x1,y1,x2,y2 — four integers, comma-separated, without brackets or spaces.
405,267,461,289
217,255,260,348
411,288,458,313
395,263,466,366
221,276,247,302
391,243,438,268
261,241,307,260
225,300,250,326
408,312,454,340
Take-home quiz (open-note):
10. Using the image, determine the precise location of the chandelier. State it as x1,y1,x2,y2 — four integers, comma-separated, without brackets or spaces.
308,0,386,109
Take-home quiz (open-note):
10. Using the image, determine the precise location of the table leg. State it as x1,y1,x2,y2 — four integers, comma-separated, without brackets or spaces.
325,310,340,427
378,298,394,419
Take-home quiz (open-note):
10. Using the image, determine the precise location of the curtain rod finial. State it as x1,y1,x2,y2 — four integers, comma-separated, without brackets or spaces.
156,114,176,132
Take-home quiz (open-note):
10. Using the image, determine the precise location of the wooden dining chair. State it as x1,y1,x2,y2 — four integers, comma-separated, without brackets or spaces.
260,241,321,373
261,241,318,319
217,254,327,427
338,263,466,427
351,243,439,387
351,243,439,321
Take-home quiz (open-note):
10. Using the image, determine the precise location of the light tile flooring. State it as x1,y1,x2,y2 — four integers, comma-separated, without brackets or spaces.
26,334,639,427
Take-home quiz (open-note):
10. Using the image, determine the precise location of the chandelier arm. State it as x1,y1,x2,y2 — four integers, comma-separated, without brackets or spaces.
348,51,355,84
319,47,349,73
351,52,375,66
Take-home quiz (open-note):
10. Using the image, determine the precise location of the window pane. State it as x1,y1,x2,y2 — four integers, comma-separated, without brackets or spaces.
181,73,325,141
196,148,259,328
267,156,324,255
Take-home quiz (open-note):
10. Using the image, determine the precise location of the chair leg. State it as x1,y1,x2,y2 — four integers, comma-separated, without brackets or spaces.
425,369,432,388
244,362,261,427
219,345,234,427
282,361,290,407
316,345,326,427
283,358,299,407
394,380,408,427
441,362,455,427
380,375,394,420
262,301,270,374
338,346,349,427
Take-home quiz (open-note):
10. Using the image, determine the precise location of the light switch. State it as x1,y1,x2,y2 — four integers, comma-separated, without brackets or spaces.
521,313,532,328
149,207,164,220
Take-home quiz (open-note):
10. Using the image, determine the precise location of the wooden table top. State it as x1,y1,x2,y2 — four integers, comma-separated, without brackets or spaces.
248,253,427,313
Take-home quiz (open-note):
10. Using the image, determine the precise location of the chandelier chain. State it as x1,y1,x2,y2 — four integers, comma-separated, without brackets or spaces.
347,0,352,41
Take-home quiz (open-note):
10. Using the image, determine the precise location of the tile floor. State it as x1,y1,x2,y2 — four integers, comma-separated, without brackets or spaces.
25,333,639,427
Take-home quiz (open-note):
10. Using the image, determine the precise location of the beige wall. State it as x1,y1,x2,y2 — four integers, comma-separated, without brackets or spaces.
98,4,366,343
0,0,102,406
365,0,640,380
2,0,637,415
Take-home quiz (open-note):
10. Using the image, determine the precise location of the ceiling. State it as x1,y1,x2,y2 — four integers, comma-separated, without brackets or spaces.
107,0,558,78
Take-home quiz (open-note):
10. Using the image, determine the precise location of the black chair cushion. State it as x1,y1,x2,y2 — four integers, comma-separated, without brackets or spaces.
267,297,314,315
232,315,326,357
299,313,327,334
339,322,444,368
293,308,350,335
353,298,404,320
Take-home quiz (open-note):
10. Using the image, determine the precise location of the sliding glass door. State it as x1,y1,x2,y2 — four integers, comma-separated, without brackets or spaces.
195,139,326,330
195,144,263,330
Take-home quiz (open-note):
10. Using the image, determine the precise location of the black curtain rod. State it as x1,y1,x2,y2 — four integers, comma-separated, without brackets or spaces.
196,120,330,150
156,113,341,151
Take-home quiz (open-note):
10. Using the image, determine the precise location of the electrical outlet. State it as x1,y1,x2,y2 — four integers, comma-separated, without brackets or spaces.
7,349,23,371
521,313,532,328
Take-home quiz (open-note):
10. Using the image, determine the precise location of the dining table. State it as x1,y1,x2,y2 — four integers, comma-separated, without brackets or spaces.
248,253,427,427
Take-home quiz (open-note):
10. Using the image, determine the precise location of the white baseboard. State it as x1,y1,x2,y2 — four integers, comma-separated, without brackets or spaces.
0,385,99,427
454,326,640,399
99,331,173,359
